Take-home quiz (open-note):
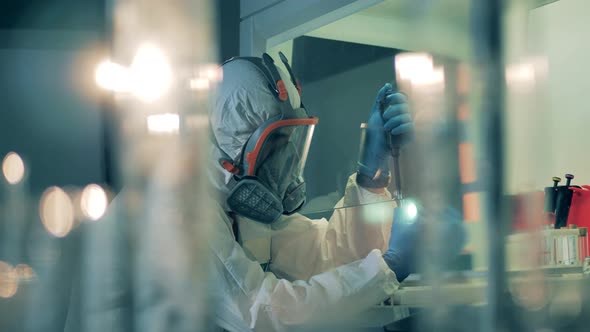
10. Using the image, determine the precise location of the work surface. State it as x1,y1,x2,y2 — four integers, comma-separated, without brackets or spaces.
337,270,589,329
394,272,586,306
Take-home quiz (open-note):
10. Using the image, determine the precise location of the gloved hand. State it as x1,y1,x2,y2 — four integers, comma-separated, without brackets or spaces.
383,206,467,282
357,83,414,185
430,208,467,269
383,206,421,282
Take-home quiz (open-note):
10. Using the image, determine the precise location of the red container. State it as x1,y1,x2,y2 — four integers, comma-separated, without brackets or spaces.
568,186,590,228
567,185,590,260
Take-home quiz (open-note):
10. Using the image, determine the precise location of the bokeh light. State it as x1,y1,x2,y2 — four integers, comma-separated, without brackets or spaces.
0,261,18,298
198,64,223,82
410,66,445,86
2,152,25,185
405,201,418,220
80,184,108,221
189,78,210,90
147,113,180,134
95,44,172,102
505,61,537,94
395,53,433,80
40,187,75,237
14,264,35,281
130,43,173,102
395,53,444,86
189,64,222,92
95,60,133,92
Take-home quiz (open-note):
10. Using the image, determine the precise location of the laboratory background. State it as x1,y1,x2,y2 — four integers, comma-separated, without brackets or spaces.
1,0,590,331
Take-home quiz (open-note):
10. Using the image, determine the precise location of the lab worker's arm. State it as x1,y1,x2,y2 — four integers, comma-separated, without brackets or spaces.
210,208,399,332
270,173,394,280
336,173,395,257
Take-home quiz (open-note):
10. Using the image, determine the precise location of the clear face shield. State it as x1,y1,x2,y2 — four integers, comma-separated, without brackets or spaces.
226,112,318,224
253,123,315,213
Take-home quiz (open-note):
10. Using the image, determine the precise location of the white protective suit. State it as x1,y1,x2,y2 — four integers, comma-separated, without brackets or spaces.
209,58,404,331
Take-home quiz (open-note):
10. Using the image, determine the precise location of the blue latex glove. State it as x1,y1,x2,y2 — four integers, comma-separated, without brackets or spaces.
383,206,467,282
358,83,414,180
430,208,467,268
383,207,421,282
382,86,414,147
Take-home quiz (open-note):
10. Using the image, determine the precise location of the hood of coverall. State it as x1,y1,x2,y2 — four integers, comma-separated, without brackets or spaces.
208,57,302,209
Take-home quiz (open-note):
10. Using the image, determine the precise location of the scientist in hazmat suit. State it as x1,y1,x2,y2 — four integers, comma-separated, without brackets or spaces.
207,53,462,331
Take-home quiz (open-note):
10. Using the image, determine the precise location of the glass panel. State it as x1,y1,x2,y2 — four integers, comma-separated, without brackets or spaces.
0,0,217,331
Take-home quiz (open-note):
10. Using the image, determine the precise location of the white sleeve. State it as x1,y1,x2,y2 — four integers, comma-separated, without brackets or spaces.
269,173,395,281
336,173,396,258
210,208,399,332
